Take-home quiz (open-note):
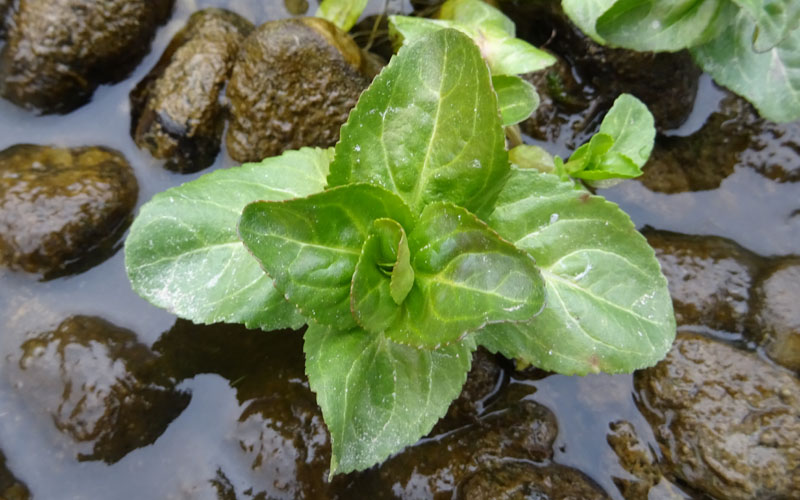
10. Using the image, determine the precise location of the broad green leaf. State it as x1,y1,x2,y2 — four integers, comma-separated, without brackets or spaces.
304,323,475,476
382,202,545,348
350,219,412,332
562,0,617,42
596,0,737,52
315,0,368,32
597,93,655,168
238,184,415,330
439,0,516,35
477,168,676,375
329,29,509,217
125,147,332,331
692,11,800,122
731,0,800,51
387,15,453,51
509,144,556,174
492,74,540,126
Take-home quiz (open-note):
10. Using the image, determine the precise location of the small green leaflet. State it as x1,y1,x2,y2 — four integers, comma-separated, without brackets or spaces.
509,144,556,174
562,0,617,42
328,29,509,217
125,147,332,331
730,0,800,51
692,10,800,123
352,202,546,348
596,0,738,52
387,0,555,75
492,75,540,126
477,168,675,375
238,184,415,330
315,0,368,32
304,323,475,477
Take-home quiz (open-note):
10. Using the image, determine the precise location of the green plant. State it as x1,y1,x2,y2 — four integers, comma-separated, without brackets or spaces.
125,28,675,476
562,0,800,123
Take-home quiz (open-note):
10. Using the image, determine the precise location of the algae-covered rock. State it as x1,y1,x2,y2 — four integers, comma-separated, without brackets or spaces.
456,461,610,500
635,332,800,499
226,18,372,162
130,8,253,173
336,400,558,497
606,420,663,500
0,144,138,277
748,258,800,371
0,450,31,500
0,0,174,114
644,230,763,334
0,0,10,40
10,316,190,464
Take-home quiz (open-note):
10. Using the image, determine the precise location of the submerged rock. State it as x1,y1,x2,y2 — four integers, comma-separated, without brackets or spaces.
336,400,558,497
0,450,31,500
644,230,763,334
0,144,138,277
606,421,663,500
226,18,372,162
10,316,190,464
0,0,10,40
635,332,800,499
748,258,800,371
456,461,610,500
0,0,173,114
741,118,800,184
130,8,253,173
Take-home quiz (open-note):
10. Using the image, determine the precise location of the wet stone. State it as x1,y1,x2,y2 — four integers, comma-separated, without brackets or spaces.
644,230,763,334
606,420,662,500
130,8,253,173
741,118,800,184
635,332,800,499
336,400,558,498
226,18,372,162
748,257,800,371
0,450,31,500
8,316,190,464
0,0,174,114
455,461,610,500
0,144,138,277
0,0,10,40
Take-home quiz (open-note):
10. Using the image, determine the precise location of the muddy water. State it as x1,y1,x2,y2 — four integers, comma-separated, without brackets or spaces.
0,1,798,499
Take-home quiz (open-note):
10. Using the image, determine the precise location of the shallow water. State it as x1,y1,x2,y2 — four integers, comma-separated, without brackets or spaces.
0,1,798,499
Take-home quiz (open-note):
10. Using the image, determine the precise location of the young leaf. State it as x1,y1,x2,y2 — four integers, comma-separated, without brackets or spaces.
304,323,475,476
350,219,412,332
691,11,800,123
315,0,368,32
125,147,332,331
597,93,655,168
387,203,545,348
439,0,517,35
596,0,738,52
509,144,556,174
492,74,540,126
477,168,676,375
329,28,510,217
238,184,415,330
562,0,617,43
730,0,800,51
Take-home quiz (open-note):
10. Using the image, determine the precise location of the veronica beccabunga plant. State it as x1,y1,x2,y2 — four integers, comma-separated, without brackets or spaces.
125,26,675,476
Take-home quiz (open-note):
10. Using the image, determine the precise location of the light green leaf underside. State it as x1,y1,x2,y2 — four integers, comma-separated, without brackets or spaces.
382,202,545,348
125,147,332,331
238,184,415,330
440,0,516,35
492,74,540,126
477,169,675,375
304,324,475,476
315,0,368,32
329,29,509,217
731,0,800,51
562,0,617,42
598,93,655,168
691,11,800,123
596,0,737,52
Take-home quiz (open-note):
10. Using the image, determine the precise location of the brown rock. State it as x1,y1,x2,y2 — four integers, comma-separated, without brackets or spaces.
644,230,763,333
0,0,174,114
606,420,662,499
130,8,253,173
0,0,10,40
635,332,800,499
10,316,190,464
748,257,800,371
226,18,372,162
0,144,138,277
0,450,31,500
